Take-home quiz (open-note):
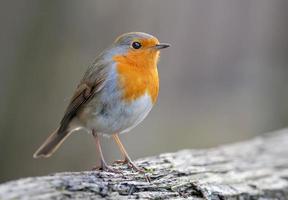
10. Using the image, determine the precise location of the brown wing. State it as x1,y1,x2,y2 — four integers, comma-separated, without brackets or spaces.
58,56,109,133
58,79,105,133
33,51,111,158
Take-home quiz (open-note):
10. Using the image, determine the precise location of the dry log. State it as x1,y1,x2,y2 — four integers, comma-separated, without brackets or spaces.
1,129,288,199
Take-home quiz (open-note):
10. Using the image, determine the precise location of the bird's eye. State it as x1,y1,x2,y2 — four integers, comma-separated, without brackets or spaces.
131,41,142,49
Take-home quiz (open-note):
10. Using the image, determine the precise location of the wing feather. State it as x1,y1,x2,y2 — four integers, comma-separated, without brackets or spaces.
58,59,109,133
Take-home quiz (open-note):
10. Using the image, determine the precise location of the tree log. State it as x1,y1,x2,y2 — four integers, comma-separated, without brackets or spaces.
1,129,288,199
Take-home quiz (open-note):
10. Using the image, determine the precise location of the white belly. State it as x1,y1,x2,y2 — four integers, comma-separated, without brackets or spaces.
83,93,153,135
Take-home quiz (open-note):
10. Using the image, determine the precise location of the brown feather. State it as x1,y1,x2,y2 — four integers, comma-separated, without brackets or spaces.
33,128,71,158
33,58,108,158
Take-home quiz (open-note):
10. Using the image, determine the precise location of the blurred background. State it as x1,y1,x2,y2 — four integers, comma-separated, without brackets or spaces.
1,0,288,183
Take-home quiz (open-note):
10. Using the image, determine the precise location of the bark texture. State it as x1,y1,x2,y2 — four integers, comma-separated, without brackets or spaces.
1,129,288,200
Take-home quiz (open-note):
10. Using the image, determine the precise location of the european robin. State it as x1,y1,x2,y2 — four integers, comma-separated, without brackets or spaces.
33,32,170,172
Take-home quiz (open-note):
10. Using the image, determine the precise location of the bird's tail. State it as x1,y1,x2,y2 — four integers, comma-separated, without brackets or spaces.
33,127,72,158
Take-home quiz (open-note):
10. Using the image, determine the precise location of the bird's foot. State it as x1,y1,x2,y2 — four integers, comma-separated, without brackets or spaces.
92,162,123,174
113,159,145,173
113,159,151,182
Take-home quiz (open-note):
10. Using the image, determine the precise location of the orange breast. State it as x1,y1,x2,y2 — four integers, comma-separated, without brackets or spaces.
113,50,159,104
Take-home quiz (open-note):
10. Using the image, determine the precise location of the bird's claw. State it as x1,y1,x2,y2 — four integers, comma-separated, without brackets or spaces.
113,159,127,165
113,159,146,173
92,164,123,175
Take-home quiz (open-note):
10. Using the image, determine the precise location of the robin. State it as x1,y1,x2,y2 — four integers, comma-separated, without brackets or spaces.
33,32,170,172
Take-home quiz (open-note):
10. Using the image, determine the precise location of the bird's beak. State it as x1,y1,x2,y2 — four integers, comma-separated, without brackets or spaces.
155,43,170,50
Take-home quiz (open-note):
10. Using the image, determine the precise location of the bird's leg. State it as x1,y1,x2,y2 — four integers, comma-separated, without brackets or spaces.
112,133,145,173
92,130,121,173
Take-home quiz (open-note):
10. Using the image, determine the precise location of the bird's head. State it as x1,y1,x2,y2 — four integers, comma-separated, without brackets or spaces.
111,32,170,68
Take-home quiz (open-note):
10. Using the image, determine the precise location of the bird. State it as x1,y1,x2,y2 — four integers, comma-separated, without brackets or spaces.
33,32,170,172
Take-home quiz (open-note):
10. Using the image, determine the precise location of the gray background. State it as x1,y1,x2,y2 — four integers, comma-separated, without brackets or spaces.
1,0,288,183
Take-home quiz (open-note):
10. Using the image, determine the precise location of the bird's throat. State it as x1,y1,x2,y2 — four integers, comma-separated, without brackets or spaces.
113,52,159,104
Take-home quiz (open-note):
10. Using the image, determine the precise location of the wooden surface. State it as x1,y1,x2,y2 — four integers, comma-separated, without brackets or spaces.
1,129,288,199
